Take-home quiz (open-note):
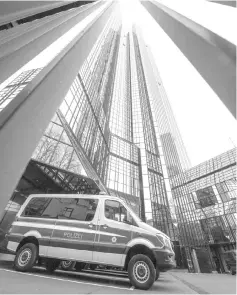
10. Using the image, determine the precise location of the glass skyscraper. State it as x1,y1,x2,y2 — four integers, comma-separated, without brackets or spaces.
0,1,236,273
0,12,183,238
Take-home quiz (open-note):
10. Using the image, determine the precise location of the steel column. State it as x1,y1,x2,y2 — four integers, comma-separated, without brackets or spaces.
141,0,236,118
0,2,117,213
0,1,103,84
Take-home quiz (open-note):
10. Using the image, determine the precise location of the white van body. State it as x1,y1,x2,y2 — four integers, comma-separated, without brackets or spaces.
6,194,175,290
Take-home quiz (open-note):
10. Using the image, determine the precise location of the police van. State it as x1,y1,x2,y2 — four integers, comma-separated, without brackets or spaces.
6,194,175,290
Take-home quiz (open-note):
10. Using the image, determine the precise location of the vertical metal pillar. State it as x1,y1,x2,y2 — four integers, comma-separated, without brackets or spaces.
0,1,104,84
141,0,236,117
0,2,117,214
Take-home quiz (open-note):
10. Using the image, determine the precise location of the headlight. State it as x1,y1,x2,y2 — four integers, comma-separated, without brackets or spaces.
156,234,165,248
156,234,172,250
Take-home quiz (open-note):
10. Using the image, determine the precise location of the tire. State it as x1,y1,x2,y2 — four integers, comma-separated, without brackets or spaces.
90,264,97,271
60,260,76,271
231,270,236,275
45,259,60,273
14,242,38,272
128,254,156,290
155,268,160,280
75,262,86,271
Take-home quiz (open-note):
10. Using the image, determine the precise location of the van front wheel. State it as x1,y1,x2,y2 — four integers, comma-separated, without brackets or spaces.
14,243,38,272
155,268,160,280
128,254,155,290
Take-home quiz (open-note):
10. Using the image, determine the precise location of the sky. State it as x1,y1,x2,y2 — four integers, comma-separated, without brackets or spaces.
119,0,237,166
0,0,236,167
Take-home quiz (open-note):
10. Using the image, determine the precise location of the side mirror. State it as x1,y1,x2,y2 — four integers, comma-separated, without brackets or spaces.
123,219,132,225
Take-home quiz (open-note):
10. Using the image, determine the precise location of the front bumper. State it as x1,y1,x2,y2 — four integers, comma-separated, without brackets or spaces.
153,248,176,271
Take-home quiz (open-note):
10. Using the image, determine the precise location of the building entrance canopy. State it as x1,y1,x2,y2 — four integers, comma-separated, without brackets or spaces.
0,159,100,251
21,159,100,195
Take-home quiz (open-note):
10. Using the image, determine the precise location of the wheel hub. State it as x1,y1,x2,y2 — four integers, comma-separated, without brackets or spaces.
18,248,32,267
62,261,72,267
138,265,146,276
133,261,150,283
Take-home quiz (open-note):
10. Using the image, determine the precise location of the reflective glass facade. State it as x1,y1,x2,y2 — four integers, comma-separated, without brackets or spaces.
32,113,84,176
0,18,179,239
0,68,42,112
1,8,235,273
171,148,236,272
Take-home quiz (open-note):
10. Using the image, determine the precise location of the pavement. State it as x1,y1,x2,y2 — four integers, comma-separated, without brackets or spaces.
170,271,237,294
0,253,236,294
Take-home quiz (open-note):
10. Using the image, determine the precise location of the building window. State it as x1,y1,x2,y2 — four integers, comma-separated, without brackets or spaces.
196,186,217,208
215,179,236,202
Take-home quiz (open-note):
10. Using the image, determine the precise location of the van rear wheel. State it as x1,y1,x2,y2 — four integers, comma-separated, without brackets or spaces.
14,243,38,272
60,260,76,271
45,259,60,273
90,264,97,271
128,254,155,290
75,262,86,271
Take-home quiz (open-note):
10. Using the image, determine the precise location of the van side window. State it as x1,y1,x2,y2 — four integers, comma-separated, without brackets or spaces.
105,200,133,224
58,198,98,222
23,197,98,221
23,197,52,217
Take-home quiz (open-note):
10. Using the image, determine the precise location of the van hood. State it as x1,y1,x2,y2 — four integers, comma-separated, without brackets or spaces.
137,221,169,239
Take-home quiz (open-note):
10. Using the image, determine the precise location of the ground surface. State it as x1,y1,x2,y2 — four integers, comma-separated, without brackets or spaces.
171,271,237,294
0,262,236,294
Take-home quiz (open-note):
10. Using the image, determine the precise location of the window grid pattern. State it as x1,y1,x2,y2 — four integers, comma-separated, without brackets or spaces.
148,171,176,239
109,34,133,142
106,154,140,198
134,29,179,237
172,148,236,247
2,18,145,219
143,38,191,172
32,113,84,175
130,31,152,222
131,30,176,238
110,134,139,164
132,32,159,156
0,68,42,112
58,17,121,183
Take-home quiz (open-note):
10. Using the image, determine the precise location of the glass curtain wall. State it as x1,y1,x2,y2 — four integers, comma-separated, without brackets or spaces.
0,69,42,112
171,148,236,271
107,31,141,216
32,13,121,190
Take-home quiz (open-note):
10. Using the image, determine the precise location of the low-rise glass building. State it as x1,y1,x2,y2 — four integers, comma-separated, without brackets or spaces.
171,148,236,273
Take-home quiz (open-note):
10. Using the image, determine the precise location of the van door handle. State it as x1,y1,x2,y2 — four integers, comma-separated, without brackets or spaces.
88,223,95,228
102,224,108,229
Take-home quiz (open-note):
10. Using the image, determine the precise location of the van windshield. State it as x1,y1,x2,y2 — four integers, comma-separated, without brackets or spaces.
130,210,142,223
124,203,142,223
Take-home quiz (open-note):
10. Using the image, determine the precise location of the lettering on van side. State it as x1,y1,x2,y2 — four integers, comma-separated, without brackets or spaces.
64,232,83,239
